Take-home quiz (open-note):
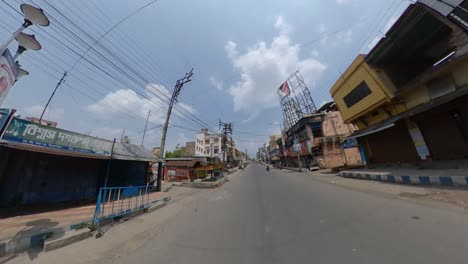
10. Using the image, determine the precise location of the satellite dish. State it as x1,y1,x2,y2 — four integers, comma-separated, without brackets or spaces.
20,4,50,27
15,32,41,50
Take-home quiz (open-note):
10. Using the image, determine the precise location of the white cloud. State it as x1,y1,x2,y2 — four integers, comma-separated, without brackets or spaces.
367,16,398,51
85,83,195,124
90,126,124,140
225,16,327,120
23,105,64,122
310,49,319,57
209,76,223,91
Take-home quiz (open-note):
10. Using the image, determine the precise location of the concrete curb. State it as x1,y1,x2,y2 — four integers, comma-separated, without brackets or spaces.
0,224,79,257
146,200,166,213
0,196,171,257
178,177,228,188
162,184,173,192
43,228,92,252
339,171,468,187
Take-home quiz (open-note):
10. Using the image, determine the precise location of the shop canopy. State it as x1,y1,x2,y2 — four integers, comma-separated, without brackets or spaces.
112,143,162,162
347,85,468,140
164,158,206,168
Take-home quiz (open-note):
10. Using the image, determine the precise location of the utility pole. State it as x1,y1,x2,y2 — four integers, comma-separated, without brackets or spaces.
141,110,151,146
120,129,126,143
219,120,232,171
39,71,67,123
230,137,234,166
210,140,214,178
156,69,193,191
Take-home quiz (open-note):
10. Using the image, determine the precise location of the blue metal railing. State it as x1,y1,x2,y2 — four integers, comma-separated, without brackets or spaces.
93,185,150,237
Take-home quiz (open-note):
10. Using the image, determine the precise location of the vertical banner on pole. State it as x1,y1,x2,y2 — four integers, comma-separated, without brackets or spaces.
0,50,19,106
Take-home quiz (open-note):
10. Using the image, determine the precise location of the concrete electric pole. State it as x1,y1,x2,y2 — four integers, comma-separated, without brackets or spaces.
156,69,193,191
219,120,232,168
141,110,151,146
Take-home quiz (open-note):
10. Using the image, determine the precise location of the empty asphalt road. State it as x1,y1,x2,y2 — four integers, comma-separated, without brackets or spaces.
9,164,468,264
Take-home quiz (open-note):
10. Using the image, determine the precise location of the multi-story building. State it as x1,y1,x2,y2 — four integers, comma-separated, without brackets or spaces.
185,141,195,156
152,147,161,157
313,102,362,168
268,135,282,164
280,106,362,169
194,128,236,162
330,1,468,164
195,128,222,158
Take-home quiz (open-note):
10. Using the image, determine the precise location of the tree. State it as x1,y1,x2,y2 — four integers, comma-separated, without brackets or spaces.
165,144,189,158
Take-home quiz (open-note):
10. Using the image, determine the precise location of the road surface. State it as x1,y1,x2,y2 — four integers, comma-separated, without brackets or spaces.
8,164,468,263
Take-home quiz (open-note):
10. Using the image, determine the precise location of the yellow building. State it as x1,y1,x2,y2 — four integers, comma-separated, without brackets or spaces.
330,2,468,164
330,54,405,130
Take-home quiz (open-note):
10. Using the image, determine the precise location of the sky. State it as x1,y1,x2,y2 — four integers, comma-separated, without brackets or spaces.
0,0,411,156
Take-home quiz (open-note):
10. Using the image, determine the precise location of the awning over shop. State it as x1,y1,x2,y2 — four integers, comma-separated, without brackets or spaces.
347,85,468,140
346,123,395,140
112,143,163,162
164,158,206,168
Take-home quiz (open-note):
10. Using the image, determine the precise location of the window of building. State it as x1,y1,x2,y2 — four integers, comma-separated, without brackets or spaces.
214,148,219,154
312,127,323,137
343,81,372,108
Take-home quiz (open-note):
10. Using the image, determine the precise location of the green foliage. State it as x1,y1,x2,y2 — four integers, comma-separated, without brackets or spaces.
165,144,189,158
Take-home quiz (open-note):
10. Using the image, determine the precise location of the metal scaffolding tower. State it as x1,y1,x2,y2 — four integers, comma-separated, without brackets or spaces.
277,71,317,131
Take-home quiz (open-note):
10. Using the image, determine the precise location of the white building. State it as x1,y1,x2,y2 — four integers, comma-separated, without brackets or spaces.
195,128,235,161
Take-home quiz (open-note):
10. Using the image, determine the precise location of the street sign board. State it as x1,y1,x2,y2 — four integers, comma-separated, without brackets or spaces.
293,143,301,153
1,117,113,156
342,138,358,149
0,108,14,133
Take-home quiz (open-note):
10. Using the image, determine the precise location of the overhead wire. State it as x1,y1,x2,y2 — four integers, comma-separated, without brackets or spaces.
8,0,219,132
2,0,218,133
0,3,206,134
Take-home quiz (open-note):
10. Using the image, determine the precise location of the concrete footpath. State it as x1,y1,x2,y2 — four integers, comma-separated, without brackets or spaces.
339,168,468,187
0,192,170,258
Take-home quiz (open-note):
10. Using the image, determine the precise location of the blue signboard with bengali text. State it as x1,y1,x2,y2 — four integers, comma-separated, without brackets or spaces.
1,117,112,156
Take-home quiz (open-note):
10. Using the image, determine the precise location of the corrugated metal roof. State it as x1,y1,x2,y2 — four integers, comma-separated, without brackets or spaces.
165,159,202,168
112,143,163,162
0,141,163,162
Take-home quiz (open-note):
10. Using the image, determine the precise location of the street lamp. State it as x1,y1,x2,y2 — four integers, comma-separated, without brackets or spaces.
16,68,29,80
0,4,49,55
13,32,41,60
